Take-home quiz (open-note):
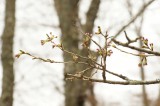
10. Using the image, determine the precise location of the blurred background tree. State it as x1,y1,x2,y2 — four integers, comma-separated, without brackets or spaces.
0,0,16,106
54,0,100,106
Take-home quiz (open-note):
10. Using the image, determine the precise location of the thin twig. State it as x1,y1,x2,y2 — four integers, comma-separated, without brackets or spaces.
65,73,160,85
113,39,160,56
112,0,155,39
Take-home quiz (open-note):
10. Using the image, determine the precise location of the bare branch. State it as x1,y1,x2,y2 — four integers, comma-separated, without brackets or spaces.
113,0,156,39
113,39,160,56
65,74,160,85
16,25,160,85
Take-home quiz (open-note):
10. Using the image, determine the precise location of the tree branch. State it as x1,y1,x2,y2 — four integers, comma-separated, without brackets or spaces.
65,74,160,85
84,0,100,33
113,0,156,39
113,39,160,56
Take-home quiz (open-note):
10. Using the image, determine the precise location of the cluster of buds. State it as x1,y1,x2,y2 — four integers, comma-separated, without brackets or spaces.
15,50,25,58
82,33,92,48
95,26,102,35
88,54,96,60
72,54,78,62
138,53,147,67
97,49,113,56
52,43,63,50
41,33,57,45
138,37,154,67
141,37,153,51
85,33,92,37
40,32,64,50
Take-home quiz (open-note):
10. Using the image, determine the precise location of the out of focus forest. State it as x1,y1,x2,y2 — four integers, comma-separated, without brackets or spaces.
0,0,160,106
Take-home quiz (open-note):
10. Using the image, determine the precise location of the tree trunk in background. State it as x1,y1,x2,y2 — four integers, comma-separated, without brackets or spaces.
126,0,149,105
0,0,16,106
140,61,149,106
135,15,149,106
138,22,149,106
155,86,160,106
54,0,100,106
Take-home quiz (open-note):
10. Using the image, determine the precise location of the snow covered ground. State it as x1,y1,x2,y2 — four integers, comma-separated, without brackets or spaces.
0,0,160,106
